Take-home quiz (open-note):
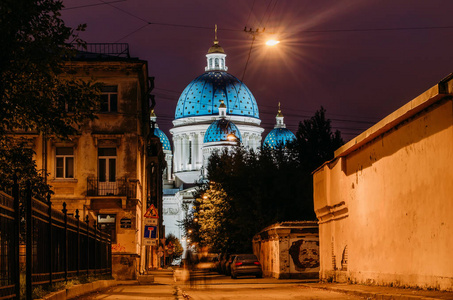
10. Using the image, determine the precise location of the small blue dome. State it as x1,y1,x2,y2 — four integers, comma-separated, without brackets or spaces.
175,72,259,119
263,128,296,149
154,128,171,151
204,118,242,143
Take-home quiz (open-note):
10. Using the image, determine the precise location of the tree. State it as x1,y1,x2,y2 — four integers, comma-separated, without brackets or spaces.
0,0,100,193
165,234,184,265
293,106,344,171
290,107,344,215
195,182,232,253
182,107,344,254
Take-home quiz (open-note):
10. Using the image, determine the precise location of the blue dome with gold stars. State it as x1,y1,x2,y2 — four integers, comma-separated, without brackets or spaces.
203,118,242,143
154,128,171,151
263,128,296,149
175,72,259,119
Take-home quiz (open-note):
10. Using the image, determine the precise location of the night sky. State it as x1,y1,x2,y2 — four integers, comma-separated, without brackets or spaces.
61,0,453,142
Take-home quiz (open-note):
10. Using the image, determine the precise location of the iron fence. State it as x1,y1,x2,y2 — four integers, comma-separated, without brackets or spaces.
28,197,112,288
0,178,112,300
0,190,19,300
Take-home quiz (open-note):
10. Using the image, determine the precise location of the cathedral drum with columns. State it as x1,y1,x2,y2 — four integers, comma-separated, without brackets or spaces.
170,29,264,185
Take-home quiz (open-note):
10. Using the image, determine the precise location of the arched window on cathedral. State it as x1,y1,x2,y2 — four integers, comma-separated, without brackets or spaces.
215,58,219,68
209,58,213,69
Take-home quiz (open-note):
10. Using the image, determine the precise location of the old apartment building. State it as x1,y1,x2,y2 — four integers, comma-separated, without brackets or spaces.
27,44,164,279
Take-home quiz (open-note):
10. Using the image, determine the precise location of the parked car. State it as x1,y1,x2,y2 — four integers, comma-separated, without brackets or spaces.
197,253,218,271
230,254,263,279
225,254,237,276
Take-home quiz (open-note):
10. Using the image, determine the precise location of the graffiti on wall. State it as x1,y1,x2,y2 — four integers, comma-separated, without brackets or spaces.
112,243,126,252
289,239,319,271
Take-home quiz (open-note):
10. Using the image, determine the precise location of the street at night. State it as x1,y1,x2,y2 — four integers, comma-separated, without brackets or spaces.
2,1,453,299
79,271,363,300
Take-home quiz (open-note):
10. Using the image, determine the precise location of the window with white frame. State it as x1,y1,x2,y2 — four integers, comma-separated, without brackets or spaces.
56,147,74,178
100,85,118,112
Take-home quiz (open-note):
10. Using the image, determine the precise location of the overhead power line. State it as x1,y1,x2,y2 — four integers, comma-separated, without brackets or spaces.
62,0,126,10
69,1,453,42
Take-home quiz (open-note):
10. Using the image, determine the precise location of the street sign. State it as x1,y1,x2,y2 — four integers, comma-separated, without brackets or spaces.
144,218,157,226
144,204,158,219
144,225,157,239
144,239,157,246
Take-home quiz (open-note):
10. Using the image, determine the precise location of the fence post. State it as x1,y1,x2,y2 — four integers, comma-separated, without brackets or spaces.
47,193,52,286
94,221,97,276
26,181,32,300
62,202,68,281
86,215,89,276
109,237,112,277
75,209,80,277
13,174,20,300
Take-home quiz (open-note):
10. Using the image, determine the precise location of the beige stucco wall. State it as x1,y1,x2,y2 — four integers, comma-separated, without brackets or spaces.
313,77,453,290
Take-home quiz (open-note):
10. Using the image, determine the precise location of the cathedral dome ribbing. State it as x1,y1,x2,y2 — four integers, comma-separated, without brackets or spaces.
175,72,259,119
203,118,242,143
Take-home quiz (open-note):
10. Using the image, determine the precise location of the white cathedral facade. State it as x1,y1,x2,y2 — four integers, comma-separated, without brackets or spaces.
153,30,295,252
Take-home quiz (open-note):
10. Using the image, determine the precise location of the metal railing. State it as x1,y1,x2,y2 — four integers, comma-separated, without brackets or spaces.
0,177,112,299
0,191,19,299
87,177,137,198
72,43,130,58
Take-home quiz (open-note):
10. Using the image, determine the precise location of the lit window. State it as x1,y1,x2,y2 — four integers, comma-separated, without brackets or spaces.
56,147,74,178
100,85,118,112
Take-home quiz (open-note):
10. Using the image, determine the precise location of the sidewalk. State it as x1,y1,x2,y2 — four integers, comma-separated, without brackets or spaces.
305,282,453,300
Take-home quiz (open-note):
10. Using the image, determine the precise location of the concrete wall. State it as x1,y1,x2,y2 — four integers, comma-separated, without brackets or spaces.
253,221,319,279
313,75,453,290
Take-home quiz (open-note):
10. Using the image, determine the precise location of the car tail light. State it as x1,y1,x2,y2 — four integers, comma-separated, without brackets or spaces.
254,261,261,265
235,262,243,266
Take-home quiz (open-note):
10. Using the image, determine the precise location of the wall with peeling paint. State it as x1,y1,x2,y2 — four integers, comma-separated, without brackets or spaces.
313,76,453,290
253,221,319,279
30,59,154,279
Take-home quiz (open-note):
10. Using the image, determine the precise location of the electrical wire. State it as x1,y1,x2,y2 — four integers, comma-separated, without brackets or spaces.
115,23,151,42
245,0,256,28
62,0,126,10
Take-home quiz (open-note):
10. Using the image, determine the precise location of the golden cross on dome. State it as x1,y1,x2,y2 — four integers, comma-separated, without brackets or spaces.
214,24,218,43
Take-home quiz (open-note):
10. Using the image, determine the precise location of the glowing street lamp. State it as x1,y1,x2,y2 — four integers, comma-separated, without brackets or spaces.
266,39,280,46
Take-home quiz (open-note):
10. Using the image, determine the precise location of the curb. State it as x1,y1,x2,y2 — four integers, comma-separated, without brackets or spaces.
305,284,447,300
40,280,138,300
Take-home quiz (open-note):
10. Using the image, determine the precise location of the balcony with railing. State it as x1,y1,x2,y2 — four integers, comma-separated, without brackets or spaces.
87,177,137,198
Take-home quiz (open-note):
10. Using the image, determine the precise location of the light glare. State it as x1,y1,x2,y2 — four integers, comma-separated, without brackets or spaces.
266,39,280,46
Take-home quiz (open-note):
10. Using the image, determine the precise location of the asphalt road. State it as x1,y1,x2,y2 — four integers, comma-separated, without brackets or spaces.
79,271,364,300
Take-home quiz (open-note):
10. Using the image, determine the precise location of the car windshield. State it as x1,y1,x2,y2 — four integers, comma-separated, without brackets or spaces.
236,254,257,261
